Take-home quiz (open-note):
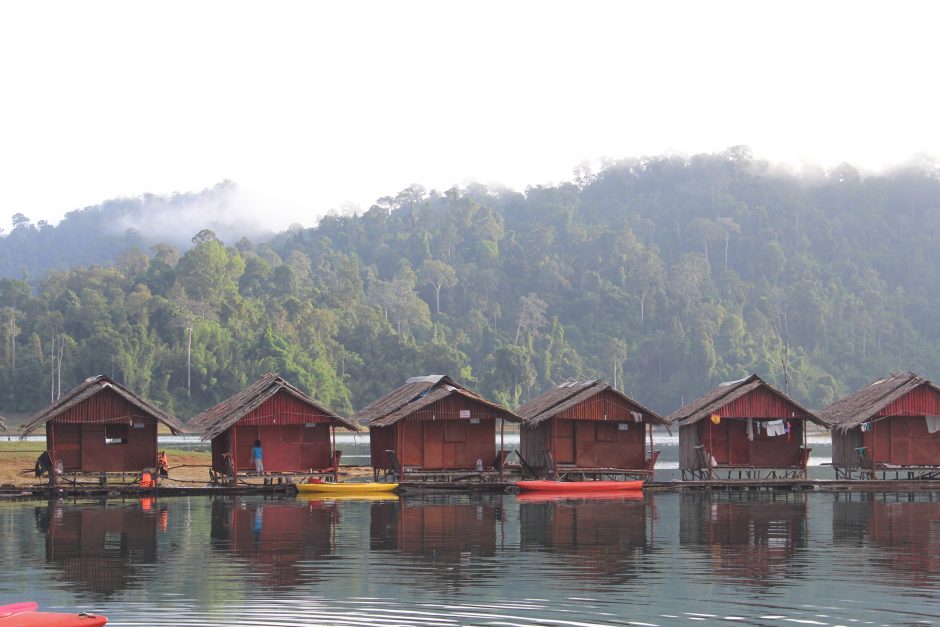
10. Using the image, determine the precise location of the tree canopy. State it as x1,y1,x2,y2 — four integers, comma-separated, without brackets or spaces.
0,151,937,420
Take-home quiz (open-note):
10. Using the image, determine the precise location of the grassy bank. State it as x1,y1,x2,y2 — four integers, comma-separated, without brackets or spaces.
0,441,213,487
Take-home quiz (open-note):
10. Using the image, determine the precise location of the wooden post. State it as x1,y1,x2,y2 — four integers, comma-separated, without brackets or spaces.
48,422,57,487
499,418,505,481
331,423,337,482
231,427,238,487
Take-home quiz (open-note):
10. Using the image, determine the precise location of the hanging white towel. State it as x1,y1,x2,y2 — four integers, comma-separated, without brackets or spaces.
746,418,754,441
630,411,643,423
765,419,787,437
925,416,940,434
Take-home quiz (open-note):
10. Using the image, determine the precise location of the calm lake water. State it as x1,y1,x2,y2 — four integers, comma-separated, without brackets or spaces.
1,490,939,626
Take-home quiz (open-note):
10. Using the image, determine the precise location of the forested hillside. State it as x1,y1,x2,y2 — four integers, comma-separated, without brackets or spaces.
0,150,937,420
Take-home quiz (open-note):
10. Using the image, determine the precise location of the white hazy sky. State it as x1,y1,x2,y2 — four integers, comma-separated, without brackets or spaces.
2,1,939,231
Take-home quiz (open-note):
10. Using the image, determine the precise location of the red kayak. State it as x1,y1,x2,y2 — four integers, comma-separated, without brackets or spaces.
516,490,644,502
0,603,107,626
515,480,644,492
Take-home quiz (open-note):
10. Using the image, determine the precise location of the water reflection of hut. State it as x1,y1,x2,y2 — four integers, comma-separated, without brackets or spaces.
679,492,808,586
192,373,358,477
210,497,338,589
518,380,668,479
820,372,940,479
519,496,653,587
369,496,500,590
357,376,520,479
832,493,940,587
42,500,160,596
22,375,184,473
668,374,824,480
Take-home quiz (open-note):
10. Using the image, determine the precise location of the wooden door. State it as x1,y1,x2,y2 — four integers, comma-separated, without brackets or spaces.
554,420,575,464
704,419,730,464
728,420,749,465
423,422,444,468
872,419,891,463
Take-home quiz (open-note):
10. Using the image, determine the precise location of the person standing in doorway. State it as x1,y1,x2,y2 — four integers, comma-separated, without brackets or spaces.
250,440,264,475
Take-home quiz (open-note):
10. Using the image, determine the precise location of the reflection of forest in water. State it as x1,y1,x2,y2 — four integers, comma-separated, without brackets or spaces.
833,492,940,588
38,498,163,597
518,494,657,590
210,497,339,590
679,492,809,587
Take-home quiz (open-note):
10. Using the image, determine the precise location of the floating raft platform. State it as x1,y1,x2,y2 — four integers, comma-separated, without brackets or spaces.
12,478,940,499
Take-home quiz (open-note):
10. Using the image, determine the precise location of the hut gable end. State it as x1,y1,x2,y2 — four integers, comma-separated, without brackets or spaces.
22,375,183,435
355,375,519,427
668,374,823,426
518,380,668,426
193,373,358,440
820,371,940,430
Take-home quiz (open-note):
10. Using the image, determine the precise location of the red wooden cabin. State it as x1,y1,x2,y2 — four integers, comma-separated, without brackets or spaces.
192,373,358,477
21,375,184,474
357,375,520,479
668,374,824,480
518,380,669,480
821,371,940,479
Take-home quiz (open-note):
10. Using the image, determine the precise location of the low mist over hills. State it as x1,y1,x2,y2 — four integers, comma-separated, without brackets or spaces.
0,150,937,418
0,181,272,279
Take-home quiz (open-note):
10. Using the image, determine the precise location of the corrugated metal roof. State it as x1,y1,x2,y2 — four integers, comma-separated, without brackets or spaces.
191,373,359,440
517,379,669,426
666,373,824,427
354,375,520,427
21,375,185,436
818,371,940,431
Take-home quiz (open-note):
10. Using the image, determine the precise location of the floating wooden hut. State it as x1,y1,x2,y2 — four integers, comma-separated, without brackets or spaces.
517,379,669,480
820,371,940,479
21,375,184,474
668,374,824,480
192,373,358,478
357,375,520,480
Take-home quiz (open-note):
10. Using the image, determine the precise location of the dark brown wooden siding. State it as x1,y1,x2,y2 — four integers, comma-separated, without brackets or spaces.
685,417,805,470
210,389,338,473
377,396,502,470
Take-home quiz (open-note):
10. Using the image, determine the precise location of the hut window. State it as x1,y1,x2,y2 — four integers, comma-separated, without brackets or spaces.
596,423,618,442
105,424,128,445
444,422,467,442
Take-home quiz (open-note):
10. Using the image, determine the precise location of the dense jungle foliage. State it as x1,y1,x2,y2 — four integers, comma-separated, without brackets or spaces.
0,149,938,420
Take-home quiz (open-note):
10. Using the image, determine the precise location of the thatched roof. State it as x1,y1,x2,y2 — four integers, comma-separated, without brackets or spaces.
354,375,520,427
667,374,824,426
818,371,940,431
191,373,359,440
21,375,185,436
517,379,669,426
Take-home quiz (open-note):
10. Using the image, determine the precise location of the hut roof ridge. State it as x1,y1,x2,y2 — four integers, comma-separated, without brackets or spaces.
191,372,358,440
517,379,668,426
354,374,520,427
819,371,940,430
666,373,824,426
21,374,185,436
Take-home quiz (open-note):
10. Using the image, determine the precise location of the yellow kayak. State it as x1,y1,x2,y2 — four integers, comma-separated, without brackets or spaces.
297,493,399,502
296,481,399,494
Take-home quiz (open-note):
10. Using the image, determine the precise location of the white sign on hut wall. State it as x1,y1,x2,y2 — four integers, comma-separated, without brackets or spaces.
459,410,471,419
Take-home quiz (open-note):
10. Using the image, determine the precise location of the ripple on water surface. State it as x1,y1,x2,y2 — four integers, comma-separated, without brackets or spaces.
3,492,940,625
